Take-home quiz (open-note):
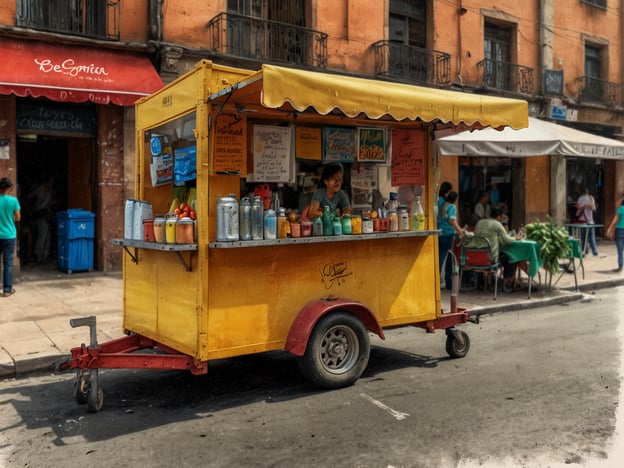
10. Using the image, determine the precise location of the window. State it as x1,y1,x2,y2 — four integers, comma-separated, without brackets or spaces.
389,0,426,48
484,22,512,89
16,0,117,39
582,0,607,8
584,44,604,101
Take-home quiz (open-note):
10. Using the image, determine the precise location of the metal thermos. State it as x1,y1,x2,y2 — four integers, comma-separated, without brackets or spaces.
239,197,252,241
216,194,239,241
251,196,264,240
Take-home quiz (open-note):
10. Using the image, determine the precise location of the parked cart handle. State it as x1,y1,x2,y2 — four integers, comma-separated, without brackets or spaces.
70,316,98,348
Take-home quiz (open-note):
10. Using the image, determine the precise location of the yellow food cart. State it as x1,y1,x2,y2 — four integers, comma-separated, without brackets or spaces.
62,60,528,412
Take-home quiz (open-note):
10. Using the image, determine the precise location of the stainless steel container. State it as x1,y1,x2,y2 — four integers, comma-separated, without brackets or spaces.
216,194,239,241
239,197,252,240
251,196,264,240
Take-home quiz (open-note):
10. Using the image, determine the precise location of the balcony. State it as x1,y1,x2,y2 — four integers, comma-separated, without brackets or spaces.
575,76,621,107
476,59,534,95
16,0,119,40
207,12,328,69
372,41,451,86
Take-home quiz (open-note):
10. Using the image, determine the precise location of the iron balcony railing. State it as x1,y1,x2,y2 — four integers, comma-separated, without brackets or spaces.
16,0,119,40
208,12,328,69
575,76,621,107
476,59,534,94
372,41,451,85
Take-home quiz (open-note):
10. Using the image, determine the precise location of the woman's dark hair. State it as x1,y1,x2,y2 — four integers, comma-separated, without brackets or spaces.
445,190,458,203
490,207,502,218
0,177,13,189
319,163,343,187
439,181,452,198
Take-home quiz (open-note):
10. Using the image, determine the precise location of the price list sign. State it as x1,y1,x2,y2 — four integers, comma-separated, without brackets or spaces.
253,125,292,182
214,114,247,175
391,129,426,186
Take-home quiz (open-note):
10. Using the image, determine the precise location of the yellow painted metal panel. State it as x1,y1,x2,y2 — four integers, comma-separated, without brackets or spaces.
204,236,439,360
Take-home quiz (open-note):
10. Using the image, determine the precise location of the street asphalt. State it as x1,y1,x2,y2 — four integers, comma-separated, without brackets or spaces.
1,240,623,379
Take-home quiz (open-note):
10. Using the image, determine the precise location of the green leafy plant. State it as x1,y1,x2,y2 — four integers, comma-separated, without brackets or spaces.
525,217,570,275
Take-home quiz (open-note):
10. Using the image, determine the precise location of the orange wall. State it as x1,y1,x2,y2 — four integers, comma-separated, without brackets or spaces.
525,156,550,223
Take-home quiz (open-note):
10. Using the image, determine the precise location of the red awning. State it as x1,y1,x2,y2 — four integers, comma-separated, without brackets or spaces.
0,38,163,106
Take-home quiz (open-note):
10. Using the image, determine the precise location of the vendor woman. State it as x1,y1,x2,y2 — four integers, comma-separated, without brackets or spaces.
308,163,352,218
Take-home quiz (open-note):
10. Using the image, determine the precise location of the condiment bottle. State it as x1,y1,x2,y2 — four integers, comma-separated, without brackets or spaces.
239,197,252,241
264,209,277,240
313,217,323,236
165,213,177,244
251,196,264,240
398,206,410,231
277,207,288,239
350,215,361,235
387,192,399,212
388,210,399,232
411,196,425,230
341,214,352,235
322,206,333,236
153,215,166,243
332,217,342,236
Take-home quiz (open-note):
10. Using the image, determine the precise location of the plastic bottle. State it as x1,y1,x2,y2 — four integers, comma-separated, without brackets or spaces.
251,196,264,240
398,206,409,231
264,209,277,240
341,214,352,235
239,197,252,241
332,217,343,236
388,210,399,232
322,206,333,236
387,192,399,212
411,196,425,230
277,207,288,239
313,216,323,236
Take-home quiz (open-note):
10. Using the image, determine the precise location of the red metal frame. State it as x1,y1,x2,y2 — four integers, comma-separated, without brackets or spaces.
413,308,469,333
64,333,208,375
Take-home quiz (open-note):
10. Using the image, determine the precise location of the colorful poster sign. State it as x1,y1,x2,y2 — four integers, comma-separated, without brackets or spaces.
214,114,247,175
391,129,426,186
323,126,355,162
357,127,386,162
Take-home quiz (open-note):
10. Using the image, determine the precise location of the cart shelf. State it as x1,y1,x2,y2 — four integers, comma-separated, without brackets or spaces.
209,229,440,248
110,239,197,271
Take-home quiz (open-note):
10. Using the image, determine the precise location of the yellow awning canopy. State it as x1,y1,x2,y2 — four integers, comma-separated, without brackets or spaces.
212,64,528,129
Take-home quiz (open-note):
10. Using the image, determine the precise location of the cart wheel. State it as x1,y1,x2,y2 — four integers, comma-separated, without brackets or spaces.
73,375,89,405
297,311,370,389
87,384,103,413
446,330,470,358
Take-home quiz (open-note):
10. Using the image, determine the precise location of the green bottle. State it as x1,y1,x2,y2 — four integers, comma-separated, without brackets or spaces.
322,206,333,236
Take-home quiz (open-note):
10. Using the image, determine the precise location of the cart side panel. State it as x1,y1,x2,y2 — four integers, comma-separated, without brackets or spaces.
204,236,439,360
123,249,200,357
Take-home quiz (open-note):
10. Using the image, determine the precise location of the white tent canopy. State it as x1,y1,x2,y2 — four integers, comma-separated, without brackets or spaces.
437,116,624,159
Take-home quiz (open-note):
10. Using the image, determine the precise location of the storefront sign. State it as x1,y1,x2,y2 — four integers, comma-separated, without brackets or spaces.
323,127,355,162
295,127,322,160
357,128,386,162
214,114,247,175
17,102,96,136
252,125,292,182
391,129,426,186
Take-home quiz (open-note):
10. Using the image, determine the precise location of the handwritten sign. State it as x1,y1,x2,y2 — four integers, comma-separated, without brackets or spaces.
391,129,426,186
295,127,322,160
323,127,355,162
358,128,386,162
253,125,292,182
214,114,247,175
17,101,96,136
319,259,352,289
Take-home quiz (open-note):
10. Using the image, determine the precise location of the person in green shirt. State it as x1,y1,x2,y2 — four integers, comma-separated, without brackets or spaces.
0,177,21,297
606,195,624,272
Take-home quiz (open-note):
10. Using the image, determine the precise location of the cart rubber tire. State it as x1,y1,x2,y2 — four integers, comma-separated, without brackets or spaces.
446,330,470,358
73,376,89,405
87,383,103,413
297,311,370,389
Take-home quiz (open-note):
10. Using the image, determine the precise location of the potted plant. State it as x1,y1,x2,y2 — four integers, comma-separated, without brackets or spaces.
525,217,570,276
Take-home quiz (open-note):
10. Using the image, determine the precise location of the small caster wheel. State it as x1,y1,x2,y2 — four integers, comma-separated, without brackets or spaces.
87,384,103,413
73,375,89,405
446,330,470,358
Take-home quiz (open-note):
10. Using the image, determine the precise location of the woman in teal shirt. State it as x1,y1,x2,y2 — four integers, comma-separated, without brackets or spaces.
606,196,624,272
437,191,465,289
0,177,21,297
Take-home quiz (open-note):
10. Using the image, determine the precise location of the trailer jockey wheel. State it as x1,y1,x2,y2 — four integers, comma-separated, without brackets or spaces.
73,371,89,405
87,369,104,413
445,329,471,358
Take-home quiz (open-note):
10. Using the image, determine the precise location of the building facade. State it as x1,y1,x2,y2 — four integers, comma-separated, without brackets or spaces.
1,0,623,274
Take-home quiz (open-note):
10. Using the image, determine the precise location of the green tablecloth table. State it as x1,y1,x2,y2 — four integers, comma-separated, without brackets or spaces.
501,239,543,277
551,238,583,291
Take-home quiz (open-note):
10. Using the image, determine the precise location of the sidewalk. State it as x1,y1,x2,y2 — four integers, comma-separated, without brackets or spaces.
1,241,623,379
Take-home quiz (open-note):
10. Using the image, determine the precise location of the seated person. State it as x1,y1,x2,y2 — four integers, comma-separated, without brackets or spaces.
466,207,522,291
308,163,352,218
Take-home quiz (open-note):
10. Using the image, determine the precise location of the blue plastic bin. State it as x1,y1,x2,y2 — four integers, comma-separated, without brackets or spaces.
56,210,95,273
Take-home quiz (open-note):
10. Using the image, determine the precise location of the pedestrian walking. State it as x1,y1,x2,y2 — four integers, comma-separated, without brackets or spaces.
606,195,624,273
438,190,465,289
0,177,21,297
575,186,599,256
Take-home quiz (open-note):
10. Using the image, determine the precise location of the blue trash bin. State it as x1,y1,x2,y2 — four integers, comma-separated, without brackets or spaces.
56,209,95,273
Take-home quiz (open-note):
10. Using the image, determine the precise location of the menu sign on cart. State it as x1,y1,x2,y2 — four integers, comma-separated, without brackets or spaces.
391,129,426,186
322,127,356,162
214,114,247,175
252,125,293,182
295,127,322,160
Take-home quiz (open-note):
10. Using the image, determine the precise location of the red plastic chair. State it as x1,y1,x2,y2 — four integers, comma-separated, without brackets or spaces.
460,236,502,300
